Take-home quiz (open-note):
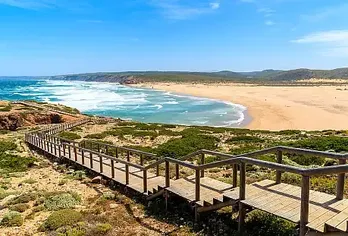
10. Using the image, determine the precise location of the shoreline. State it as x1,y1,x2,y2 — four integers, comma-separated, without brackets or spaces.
131,82,348,131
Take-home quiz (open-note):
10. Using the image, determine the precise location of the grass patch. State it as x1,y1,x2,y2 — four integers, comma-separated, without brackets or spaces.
226,135,265,143
6,192,37,205
155,134,219,158
0,153,36,173
8,203,30,212
84,133,108,139
40,209,82,231
0,103,12,112
44,192,81,211
0,211,23,227
245,210,296,236
59,132,82,140
0,140,17,152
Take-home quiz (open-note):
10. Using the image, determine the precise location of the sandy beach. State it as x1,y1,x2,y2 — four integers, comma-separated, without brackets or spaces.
133,83,348,131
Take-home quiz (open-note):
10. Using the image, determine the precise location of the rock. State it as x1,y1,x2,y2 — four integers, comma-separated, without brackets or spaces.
109,203,118,209
53,162,58,166
91,176,102,183
1,195,17,205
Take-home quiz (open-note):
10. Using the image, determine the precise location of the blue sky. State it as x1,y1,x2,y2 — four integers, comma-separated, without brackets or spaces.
0,0,348,75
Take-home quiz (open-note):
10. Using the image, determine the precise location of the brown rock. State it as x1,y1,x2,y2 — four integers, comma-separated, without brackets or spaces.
91,176,102,183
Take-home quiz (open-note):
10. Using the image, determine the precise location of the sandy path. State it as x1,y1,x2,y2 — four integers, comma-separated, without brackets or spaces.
132,83,348,131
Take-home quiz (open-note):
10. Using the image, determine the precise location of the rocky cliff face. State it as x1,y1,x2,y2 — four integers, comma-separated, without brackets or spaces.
0,112,74,131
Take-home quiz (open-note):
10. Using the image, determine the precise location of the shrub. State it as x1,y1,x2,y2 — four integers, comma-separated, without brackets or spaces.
44,192,81,211
84,133,108,139
226,135,264,143
59,132,81,141
0,211,24,227
278,130,301,135
0,140,17,152
32,205,46,212
160,124,177,128
0,104,12,112
0,153,36,173
40,209,82,231
102,192,116,200
245,210,296,236
92,223,112,234
7,192,37,205
155,134,219,158
288,136,348,153
8,203,30,212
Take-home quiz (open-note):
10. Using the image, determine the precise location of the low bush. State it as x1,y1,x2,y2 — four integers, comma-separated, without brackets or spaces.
0,211,24,227
6,192,37,205
226,135,264,143
59,132,81,141
44,192,81,211
155,134,219,158
288,136,348,153
245,210,296,236
40,209,82,231
0,140,17,152
91,223,112,235
0,104,12,112
84,133,108,139
0,153,36,173
8,203,30,212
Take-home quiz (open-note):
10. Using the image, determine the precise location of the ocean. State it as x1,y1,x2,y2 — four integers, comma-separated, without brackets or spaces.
0,78,247,127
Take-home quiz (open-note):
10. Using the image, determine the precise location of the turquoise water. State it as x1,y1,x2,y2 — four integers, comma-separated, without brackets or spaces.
0,78,247,127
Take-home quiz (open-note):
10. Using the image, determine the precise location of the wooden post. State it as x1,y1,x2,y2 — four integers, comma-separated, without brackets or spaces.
125,151,130,185
140,154,144,166
233,164,238,188
97,143,100,152
90,152,93,168
143,170,147,193
200,153,205,177
111,159,115,178
54,143,57,156
99,155,103,173
105,145,108,155
156,164,160,176
175,164,180,179
68,146,71,159
63,143,66,156
165,160,170,187
115,148,118,163
276,150,283,184
195,169,200,201
337,159,346,200
300,175,310,236
238,162,246,234
81,149,85,165
74,147,77,162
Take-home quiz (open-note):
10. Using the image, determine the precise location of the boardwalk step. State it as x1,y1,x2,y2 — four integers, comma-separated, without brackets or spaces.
324,211,348,232
213,196,224,204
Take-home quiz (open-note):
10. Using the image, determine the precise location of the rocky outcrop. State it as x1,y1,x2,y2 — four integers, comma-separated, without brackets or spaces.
0,112,66,131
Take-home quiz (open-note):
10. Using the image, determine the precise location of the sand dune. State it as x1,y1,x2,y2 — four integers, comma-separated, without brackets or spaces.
133,83,348,131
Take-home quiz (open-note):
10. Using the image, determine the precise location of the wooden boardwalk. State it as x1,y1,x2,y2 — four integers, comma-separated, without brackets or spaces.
25,119,348,235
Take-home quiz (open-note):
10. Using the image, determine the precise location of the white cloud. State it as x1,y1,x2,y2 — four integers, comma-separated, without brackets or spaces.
292,30,348,57
265,20,275,26
292,30,348,44
210,2,220,10
149,0,219,20
0,0,56,9
301,3,348,22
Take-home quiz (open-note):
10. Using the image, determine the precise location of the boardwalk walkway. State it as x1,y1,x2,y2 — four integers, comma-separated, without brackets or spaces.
25,119,348,236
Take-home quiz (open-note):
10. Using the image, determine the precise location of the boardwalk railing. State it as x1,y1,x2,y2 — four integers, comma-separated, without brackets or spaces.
25,120,348,236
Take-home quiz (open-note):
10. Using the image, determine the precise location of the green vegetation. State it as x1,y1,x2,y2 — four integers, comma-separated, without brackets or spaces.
0,103,12,112
155,133,218,157
59,132,82,140
44,192,81,211
245,211,297,236
6,192,37,205
0,153,36,173
226,135,265,143
40,209,82,231
0,211,24,227
8,203,30,212
0,140,17,152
